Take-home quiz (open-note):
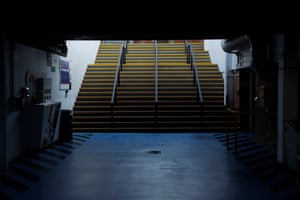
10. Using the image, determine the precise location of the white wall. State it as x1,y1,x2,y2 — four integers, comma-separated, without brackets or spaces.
14,40,101,111
59,40,100,110
7,41,100,162
204,40,226,74
9,43,59,162
204,39,228,104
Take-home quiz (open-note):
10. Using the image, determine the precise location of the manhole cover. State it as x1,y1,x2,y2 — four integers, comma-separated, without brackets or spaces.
146,150,161,155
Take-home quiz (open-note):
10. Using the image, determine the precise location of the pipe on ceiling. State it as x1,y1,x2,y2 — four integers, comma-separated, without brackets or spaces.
221,35,252,54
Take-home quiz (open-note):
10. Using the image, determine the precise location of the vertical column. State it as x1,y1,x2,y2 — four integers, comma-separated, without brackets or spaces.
0,37,8,170
277,52,284,163
277,33,300,163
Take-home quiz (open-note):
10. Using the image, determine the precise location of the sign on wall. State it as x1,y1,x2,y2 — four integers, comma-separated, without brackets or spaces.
59,59,71,90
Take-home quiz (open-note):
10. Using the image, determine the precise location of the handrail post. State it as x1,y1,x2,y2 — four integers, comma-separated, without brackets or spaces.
124,40,128,53
193,65,196,85
226,107,229,150
111,104,114,127
155,103,158,128
189,44,203,103
201,102,203,124
154,40,158,128
234,110,238,156
117,72,120,87
187,46,191,64
190,54,193,70
114,91,117,104
110,44,126,129
111,45,124,107
122,46,126,65
184,40,188,54
120,52,124,72
187,43,204,127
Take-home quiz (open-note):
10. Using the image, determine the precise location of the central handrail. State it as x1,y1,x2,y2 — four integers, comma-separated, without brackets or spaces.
111,44,126,105
124,40,128,53
184,40,189,54
226,107,240,155
186,42,204,123
154,40,158,103
154,40,158,126
187,43,203,103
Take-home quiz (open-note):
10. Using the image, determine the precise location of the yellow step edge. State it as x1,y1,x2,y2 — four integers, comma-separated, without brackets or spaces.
157,48,185,50
123,59,187,62
95,54,209,58
127,47,155,50
127,45,185,50
124,60,156,62
88,67,153,71
126,54,188,57
127,53,162,55
122,63,190,67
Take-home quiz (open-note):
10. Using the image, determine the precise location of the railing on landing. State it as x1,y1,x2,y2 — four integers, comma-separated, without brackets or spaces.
185,40,204,122
110,41,127,124
154,40,158,126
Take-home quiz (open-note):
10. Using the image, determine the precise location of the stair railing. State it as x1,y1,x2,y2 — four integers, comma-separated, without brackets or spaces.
226,107,239,156
111,43,126,124
184,40,190,63
186,43,204,122
124,40,128,53
154,40,158,127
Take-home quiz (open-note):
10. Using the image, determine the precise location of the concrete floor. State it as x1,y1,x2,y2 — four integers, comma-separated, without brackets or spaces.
16,133,279,200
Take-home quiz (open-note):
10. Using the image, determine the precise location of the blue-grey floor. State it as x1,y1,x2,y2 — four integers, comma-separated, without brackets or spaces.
17,133,279,200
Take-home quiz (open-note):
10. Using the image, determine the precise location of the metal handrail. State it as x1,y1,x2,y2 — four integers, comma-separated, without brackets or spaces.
111,44,125,105
226,107,240,155
154,40,158,127
154,40,158,103
184,42,204,123
124,40,128,53
188,43,203,103
184,40,188,54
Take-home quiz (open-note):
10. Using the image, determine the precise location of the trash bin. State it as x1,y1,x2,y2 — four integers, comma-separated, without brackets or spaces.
59,109,73,141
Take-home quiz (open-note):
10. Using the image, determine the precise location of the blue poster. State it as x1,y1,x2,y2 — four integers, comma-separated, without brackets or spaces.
59,59,70,90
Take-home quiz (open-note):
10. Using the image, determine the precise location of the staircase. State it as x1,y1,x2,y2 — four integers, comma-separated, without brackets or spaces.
72,40,226,132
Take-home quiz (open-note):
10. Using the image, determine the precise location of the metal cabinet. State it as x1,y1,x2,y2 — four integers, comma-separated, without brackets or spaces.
25,101,61,150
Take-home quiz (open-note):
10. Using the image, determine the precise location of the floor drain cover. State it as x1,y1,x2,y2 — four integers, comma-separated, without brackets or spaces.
146,150,161,155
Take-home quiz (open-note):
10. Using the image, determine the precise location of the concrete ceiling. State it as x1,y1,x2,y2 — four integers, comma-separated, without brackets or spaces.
2,11,299,56
4,13,299,40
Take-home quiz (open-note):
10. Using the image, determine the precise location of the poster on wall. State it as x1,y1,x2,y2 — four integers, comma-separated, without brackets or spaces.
59,59,71,90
